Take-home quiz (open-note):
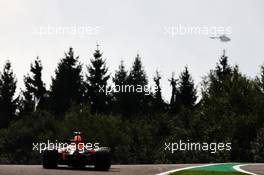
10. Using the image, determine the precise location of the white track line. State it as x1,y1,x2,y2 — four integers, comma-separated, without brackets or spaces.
156,164,218,175
233,164,258,175
156,163,260,175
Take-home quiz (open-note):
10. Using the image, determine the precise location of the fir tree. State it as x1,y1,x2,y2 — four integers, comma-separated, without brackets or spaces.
206,50,233,98
256,64,264,92
86,44,110,114
22,57,46,114
178,66,197,107
126,54,148,115
153,70,164,112
128,54,148,86
216,50,232,81
0,61,18,128
113,60,127,85
112,60,128,114
168,73,178,114
50,47,83,116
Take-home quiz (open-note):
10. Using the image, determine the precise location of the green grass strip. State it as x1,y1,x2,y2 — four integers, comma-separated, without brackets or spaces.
189,164,239,172
170,170,246,175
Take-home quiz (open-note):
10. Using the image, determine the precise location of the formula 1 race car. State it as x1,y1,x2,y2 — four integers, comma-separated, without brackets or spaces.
42,132,111,170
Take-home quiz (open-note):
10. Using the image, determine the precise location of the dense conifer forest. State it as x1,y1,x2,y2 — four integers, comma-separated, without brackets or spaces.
0,46,263,164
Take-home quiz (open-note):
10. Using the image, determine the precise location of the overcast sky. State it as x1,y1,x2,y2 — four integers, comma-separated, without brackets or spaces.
0,0,263,101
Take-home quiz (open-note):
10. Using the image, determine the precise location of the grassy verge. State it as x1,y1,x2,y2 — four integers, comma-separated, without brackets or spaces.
170,170,246,175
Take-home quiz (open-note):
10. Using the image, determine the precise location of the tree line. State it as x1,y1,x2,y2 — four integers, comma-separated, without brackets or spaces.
0,46,198,124
0,46,264,164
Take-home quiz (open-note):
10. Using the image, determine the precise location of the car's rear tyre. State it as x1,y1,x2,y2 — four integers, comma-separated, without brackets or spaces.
94,151,111,171
42,150,58,169
70,152,87,169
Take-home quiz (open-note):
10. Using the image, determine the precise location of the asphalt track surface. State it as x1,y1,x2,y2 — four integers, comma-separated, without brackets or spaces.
0,164,203,175
0,164,262,175
242,164,264,175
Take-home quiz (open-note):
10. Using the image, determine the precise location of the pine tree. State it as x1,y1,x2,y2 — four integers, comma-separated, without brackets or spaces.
86,45,110,114
50,47,83,116
205,50,233,98
128,54,148,86
22,57,46,114
256,65,264,92
178,66,197,107
216,50,232,81
168,73,178,114
113,60,127,85
153,70,164,112
0,61,18,128
126,54,148,115
112,60,128,114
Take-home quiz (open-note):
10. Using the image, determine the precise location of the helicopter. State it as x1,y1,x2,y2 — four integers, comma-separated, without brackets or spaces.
210,35,231,42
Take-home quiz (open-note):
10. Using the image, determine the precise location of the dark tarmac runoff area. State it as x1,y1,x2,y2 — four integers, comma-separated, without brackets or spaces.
0,164,201,175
